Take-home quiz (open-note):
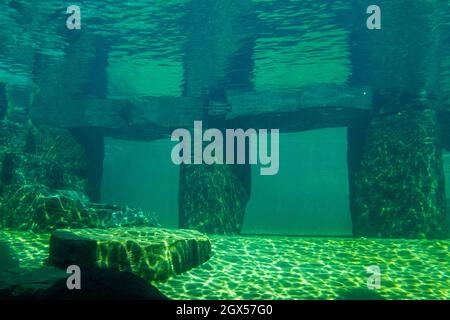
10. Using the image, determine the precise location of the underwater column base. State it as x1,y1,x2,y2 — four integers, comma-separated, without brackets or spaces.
349,109,448,239
178,163,251,235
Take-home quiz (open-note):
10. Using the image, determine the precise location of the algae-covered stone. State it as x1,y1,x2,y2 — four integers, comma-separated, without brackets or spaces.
0,230,50,271
34,126,88,193
49,227,212,281
0,121,89,194
349,109,448,239
179,163,251,235
0,151,64,193
0,184,159,233
0,120,34,152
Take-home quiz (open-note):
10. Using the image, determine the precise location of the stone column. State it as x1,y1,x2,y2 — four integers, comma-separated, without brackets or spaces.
179,163,251,235
178,0,256,234
348,109,448,239
29,28,108,202
348,0,448,239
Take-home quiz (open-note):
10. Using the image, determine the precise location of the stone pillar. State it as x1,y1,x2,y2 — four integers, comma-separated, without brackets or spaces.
179,163,251,235
70,128,105,203
348,109,448,239
178,0,256,234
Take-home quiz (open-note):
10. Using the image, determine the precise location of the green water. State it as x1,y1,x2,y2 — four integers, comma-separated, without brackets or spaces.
0,0,449,300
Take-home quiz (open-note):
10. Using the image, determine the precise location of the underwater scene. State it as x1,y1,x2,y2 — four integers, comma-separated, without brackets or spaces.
0,0,449,302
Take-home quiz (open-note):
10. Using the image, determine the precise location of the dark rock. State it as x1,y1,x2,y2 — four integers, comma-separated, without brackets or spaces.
349,109,448,239
0,184,159,233
37,269,170,300
0,267,168,300
0,267,68,299
179,163,251,235
49,227,212,281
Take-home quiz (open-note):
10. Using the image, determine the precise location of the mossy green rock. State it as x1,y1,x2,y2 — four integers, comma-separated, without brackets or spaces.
49,227,212,282
0,120,88,194
0,184,159,233
0,151,64,193
33,125,88,193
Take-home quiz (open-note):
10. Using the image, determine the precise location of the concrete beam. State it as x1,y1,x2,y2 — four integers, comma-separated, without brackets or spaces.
31,85,372,140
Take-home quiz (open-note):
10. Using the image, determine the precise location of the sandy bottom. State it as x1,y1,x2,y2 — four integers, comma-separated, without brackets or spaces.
1,231,448,300
153,235,449,300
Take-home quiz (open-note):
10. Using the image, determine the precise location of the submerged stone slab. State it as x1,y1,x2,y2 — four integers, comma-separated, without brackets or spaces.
349,109,448,239
0,230,50,271
0,184,159,233
49,227,212,282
